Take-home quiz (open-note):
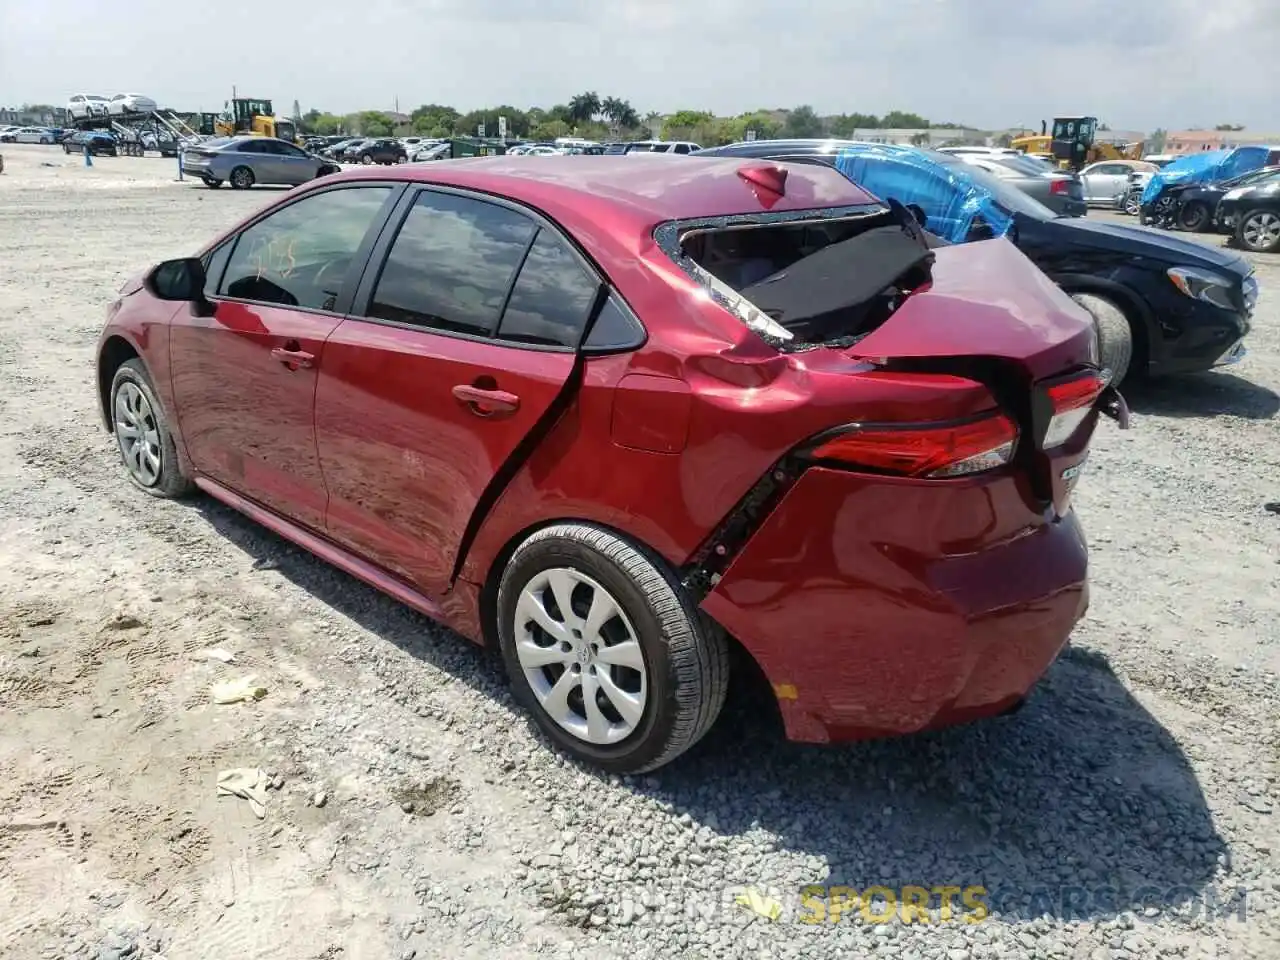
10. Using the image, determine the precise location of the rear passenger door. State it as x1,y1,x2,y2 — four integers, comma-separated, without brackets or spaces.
314,187,604,596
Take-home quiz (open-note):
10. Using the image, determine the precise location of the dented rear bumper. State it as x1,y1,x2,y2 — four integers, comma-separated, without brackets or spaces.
699,465,1088,743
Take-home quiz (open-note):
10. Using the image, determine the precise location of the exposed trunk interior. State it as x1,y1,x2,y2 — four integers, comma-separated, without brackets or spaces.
677,205,937,349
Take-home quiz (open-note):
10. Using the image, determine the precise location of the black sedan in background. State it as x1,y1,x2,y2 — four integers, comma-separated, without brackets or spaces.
957,153,1088,217
1218,172,1280,253
692,139,1257,385
62,130,118,156
1165,166,1280,234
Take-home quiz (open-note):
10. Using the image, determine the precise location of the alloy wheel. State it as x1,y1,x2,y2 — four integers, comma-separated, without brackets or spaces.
1242,212,1280,251
114,381,162,487
513,567,648,745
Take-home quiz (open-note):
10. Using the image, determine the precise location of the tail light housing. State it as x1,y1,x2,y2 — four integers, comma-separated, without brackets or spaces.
1041,370,1106,449
806,412,1018,478
1050,180,1070,196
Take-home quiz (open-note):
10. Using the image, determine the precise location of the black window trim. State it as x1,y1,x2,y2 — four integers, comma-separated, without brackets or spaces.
205,180,407,319
347,182,646,355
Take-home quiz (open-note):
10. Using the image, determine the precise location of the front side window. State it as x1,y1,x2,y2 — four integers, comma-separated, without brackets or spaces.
366,191,536,337
219,186,392,311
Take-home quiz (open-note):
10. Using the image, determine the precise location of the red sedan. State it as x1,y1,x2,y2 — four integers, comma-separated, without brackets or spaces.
95,156,1126,772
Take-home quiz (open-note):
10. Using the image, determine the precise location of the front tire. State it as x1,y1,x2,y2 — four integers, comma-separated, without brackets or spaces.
109,359,194,499
229,165,255,189
360,154,373,165
1123,191,1141,216
202,175,222,188
1071,292,1134,386
1178,201,1210,232
1236,209,1280,253
497,523,729,774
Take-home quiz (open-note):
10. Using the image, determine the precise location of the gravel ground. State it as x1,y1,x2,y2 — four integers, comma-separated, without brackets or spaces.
1,142,1278,960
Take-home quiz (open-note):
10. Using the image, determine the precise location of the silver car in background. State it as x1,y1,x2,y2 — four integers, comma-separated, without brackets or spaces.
181,136,340,190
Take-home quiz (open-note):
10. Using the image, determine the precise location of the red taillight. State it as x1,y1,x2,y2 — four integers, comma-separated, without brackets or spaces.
809,412,1018,478
1043,372,1105,448
1050,179,1069,195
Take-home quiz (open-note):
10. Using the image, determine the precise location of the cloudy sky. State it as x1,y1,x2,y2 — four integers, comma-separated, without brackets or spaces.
2,0,1277,131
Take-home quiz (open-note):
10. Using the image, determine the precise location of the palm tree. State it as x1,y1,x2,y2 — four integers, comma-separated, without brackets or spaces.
601,97,641,133
568,92,601,126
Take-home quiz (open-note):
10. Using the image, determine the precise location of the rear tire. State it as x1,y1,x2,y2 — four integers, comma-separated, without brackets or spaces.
496,523,729,774
1178,201,1210,233
109,360,194,499
229,165,255,189
1071,292,1134,386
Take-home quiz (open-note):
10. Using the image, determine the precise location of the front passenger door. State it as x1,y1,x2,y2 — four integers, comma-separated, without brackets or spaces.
169,184,400,529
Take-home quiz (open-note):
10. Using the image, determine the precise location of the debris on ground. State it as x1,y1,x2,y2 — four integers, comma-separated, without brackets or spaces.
210,675,267,704
216,768,270,818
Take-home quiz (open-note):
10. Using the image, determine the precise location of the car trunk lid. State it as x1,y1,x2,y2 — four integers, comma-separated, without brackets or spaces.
837,238,1116,516
844,237,1095,379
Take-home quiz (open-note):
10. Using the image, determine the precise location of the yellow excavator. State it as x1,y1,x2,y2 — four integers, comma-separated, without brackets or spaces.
213,98,298,142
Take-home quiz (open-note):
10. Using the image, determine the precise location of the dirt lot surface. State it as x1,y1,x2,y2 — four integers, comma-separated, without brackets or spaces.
1,143,1278,960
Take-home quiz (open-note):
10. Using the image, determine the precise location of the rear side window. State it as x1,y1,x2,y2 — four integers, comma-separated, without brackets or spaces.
219,186,392,310
367,191,536,336
497,230,600,348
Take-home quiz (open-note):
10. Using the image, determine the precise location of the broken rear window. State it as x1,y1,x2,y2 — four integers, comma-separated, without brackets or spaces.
656,200,938,350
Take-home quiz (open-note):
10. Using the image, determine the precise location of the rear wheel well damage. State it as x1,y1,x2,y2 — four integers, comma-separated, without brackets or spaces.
97,336,140,429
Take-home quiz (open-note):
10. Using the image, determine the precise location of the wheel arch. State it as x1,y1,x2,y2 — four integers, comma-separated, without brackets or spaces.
1052,274,1152,374
476,516,678,650
474,514,779,730
97,334,142,431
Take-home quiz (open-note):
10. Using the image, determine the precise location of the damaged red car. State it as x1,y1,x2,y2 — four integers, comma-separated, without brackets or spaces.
95,155,1127,772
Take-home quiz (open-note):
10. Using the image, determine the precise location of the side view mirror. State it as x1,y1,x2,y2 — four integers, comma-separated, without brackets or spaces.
146,257,213,315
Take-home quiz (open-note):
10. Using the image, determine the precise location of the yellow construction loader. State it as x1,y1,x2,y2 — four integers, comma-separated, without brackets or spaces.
213,98,297,142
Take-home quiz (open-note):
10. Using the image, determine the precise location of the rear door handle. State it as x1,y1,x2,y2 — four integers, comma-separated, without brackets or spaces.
271,346,314,369
452,384,520,417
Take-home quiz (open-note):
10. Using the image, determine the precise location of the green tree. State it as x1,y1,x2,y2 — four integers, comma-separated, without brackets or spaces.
568,91,601,125
410,104,460,137
531,119,571,141
356,111,393,136
783,105,825,138
305,111,344,135
1148,128,1168,153
880,110,929,128
1215,123,1245,131
601,96,640,131
828,113,881,136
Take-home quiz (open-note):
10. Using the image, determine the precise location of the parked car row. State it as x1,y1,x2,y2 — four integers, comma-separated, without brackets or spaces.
1127,146,1280,253
0,125,56,144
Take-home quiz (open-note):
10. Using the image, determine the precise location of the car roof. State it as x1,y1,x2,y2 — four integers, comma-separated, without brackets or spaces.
321,155,879,230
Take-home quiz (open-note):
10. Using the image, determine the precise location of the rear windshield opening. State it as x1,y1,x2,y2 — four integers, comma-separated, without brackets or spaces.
675,205,937,349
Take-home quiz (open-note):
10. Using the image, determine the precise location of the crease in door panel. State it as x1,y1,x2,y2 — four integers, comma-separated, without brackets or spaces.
447,283,609,587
